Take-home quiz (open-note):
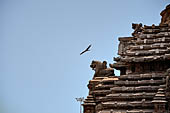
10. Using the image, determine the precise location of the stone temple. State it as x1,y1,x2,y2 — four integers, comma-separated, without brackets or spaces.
83,4,170,113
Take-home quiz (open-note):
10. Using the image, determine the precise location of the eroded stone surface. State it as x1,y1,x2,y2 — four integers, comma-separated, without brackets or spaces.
83,4,170,113
160,4,170,25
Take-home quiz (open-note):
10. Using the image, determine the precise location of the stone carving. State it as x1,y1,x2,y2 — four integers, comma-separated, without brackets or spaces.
84,5,170,113
160,4,170,25
132,23,143,36
90,60,114,77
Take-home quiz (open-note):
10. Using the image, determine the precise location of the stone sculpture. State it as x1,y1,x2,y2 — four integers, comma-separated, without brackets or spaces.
90,60,114,78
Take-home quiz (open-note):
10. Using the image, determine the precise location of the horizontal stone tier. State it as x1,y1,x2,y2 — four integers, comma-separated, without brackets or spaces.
105,92,155,100
96,91,158,102
83,95,96,105
92,90,111,95
126,48,170,56
83,100,96,104
83,102,96,106
142,29,160,34
119,73,166,80
114,79,165,86
100,77,119,83
110,62,128,69
111,86,163,93
84,97,95,102
102,100,153,109
119,54,170,62
138,32,170,39
119,37,134,41
99,110,126,113
95,84,116,90
135,37,170,45
99,109,154,113
126,109,154,113
144,24,169,29
129,43,170,51
142,28,170,34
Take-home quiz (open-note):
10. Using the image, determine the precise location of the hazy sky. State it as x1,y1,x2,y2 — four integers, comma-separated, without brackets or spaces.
1,0,169,113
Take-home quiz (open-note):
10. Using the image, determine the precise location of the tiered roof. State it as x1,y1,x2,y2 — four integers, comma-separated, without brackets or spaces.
83,4,170,113
115,24,170,63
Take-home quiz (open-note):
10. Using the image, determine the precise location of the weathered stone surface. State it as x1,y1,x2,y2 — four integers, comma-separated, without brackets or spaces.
83,4,170,113
160,4,170,25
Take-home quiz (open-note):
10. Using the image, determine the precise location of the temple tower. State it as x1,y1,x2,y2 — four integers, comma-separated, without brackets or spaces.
83,4,170,113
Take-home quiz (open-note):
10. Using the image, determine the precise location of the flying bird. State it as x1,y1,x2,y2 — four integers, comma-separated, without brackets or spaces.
80,44,92,55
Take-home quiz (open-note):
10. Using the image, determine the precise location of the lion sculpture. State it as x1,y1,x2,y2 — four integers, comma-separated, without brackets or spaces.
90,60,114,78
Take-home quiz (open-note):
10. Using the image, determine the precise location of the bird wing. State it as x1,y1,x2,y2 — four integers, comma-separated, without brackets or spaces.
86,44,91,51
80,44,92,55
80,50,86,55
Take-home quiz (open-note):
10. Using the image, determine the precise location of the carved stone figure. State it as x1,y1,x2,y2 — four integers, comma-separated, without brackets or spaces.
132,23,143,36
160,4,170,25
90,60,114,78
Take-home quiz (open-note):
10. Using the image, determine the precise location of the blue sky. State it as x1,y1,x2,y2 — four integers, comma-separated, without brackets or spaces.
0,0,169,113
